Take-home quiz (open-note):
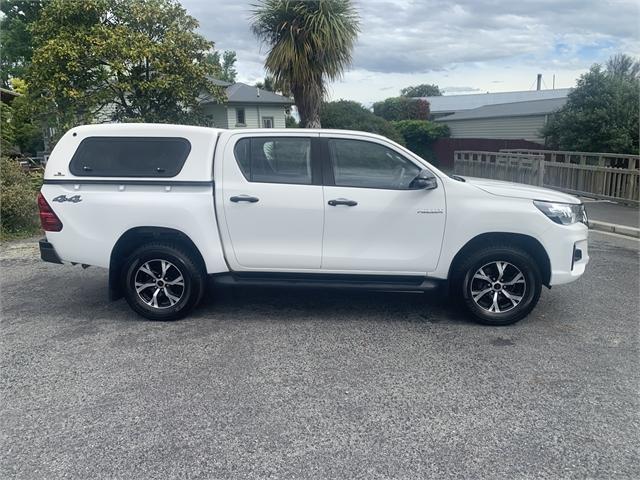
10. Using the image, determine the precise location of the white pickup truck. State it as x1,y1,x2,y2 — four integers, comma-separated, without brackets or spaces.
38,124,589,325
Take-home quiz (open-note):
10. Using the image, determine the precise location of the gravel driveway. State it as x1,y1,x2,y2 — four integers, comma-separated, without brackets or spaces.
1,232,638,479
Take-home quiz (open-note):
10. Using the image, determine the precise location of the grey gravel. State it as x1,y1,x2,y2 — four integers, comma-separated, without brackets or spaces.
1,232,638,479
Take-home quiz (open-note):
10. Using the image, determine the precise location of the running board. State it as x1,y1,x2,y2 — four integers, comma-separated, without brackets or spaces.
211,272,444,293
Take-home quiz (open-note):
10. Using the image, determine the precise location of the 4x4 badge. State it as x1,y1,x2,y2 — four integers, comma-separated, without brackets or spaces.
52,194,82,203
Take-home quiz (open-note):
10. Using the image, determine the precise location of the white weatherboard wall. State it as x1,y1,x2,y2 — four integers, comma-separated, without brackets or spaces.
443,115,548,142
203,104,229,128
227,105,287,129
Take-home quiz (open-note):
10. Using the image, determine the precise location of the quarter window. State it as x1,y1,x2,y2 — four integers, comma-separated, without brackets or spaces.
233,137,312,184
328,138,421,189
69,137,191,177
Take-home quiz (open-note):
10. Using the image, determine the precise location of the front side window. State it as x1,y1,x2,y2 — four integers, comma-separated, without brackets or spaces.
233,137,312,184
69,137,191,177
328,138,421,189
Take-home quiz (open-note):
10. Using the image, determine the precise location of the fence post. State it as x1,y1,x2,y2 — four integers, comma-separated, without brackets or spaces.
536,155,545,186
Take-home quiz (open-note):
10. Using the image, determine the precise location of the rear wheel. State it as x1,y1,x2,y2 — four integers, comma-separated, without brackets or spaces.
454,245,542,325
121,243,205,321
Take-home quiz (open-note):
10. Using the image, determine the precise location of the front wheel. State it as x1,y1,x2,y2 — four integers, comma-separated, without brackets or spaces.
121,243,205,321
455,245,542,326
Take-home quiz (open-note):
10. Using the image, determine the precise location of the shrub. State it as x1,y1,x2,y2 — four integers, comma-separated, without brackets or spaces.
372,97,430,121
1,157,42,237
320,100,404,144
392,120,450,160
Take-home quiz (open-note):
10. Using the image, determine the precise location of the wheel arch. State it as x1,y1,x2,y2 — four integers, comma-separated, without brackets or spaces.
108,226,206,300
448,232,552,288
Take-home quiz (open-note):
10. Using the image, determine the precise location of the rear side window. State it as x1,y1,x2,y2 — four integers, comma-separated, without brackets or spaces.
233,137,312,184
69,137,191,177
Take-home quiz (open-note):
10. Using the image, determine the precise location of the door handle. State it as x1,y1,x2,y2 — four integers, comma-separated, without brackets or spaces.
230,195,259,203
328,198,357,207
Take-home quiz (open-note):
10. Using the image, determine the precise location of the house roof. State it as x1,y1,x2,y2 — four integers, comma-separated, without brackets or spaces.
423,88,571,113
202,78,293,105
435,97,567,122
225,82,293,104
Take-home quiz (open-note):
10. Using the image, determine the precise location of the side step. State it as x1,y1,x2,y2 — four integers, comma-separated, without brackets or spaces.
211,272,444,293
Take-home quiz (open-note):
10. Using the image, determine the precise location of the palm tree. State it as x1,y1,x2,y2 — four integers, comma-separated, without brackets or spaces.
251,0,359,128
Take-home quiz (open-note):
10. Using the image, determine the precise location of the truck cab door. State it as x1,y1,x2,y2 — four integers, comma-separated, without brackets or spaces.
217,133,323,270
320,134,446,274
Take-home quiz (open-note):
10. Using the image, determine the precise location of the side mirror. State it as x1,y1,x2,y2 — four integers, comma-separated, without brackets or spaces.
409,169,438,190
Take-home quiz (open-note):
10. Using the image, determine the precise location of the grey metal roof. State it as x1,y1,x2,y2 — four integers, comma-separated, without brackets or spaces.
435,97,567,121
225,82,294,105
201,79,294,105
423,88,570,113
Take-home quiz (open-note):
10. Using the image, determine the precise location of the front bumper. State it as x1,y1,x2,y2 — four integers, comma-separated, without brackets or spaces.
544,224,589,286
39,239,63,264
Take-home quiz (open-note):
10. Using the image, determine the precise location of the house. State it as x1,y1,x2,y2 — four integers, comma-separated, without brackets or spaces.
424,88,570,170
201,79,294,129
434,97,567,143
422,88,570,119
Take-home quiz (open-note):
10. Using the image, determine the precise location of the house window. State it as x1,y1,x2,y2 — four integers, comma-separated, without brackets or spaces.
236,108,246,126
262,117,274,128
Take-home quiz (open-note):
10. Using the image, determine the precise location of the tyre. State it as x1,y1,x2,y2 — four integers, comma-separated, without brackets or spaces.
121,242,205,321
454,245,542,326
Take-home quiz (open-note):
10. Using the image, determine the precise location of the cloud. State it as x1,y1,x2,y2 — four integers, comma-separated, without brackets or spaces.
179,0,640,101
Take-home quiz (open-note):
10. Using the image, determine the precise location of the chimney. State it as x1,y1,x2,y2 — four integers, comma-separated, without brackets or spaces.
536,74,542,91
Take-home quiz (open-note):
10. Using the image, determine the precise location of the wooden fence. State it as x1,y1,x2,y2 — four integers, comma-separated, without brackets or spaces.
454,149,640,205
453,151,545,186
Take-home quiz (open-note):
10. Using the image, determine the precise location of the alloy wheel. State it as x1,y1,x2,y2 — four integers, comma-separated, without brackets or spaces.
134,259,185,309
470,261,526,314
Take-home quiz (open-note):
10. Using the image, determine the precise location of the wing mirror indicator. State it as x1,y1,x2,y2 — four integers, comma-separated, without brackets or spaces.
409,169,438,190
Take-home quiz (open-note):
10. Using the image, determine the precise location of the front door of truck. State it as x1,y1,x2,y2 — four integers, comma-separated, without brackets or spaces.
320,134,446,273
219,133,323,270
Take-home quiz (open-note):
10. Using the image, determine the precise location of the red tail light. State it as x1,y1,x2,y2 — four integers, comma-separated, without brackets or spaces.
37,193,63,232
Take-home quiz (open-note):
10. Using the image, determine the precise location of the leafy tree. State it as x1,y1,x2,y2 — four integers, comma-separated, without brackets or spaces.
0,1,46,87
9,78,44,155
320,100,404,144
400,84,442,97
1,101,16,154
251,0,359,128
391,120,449,160
606,53,640,81
206,50,238,83
373,97,430,121
285,114,298,128
28,0,224,136
542,56,639,154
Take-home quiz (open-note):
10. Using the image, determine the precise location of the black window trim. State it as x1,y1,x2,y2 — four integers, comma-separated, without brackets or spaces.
232,136,322,186
322,136,427,191
69,136,191,178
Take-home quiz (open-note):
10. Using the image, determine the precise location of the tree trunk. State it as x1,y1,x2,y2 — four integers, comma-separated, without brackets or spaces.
293,81,323,128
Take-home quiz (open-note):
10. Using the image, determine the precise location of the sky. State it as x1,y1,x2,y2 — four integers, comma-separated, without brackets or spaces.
181,0,640,105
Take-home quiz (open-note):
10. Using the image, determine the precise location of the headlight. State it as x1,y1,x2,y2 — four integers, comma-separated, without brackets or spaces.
534,200,588,226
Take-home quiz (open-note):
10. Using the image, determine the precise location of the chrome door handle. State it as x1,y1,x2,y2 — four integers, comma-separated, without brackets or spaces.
230,195,259,203
328,198,357,207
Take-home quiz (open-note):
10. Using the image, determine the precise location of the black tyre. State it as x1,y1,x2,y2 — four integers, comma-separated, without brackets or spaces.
454,245,542,326
121,242,205,321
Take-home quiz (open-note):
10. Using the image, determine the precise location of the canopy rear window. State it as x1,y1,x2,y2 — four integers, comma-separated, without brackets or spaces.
69,137,191,177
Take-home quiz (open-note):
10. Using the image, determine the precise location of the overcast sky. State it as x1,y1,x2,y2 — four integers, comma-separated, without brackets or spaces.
181,0,639,105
